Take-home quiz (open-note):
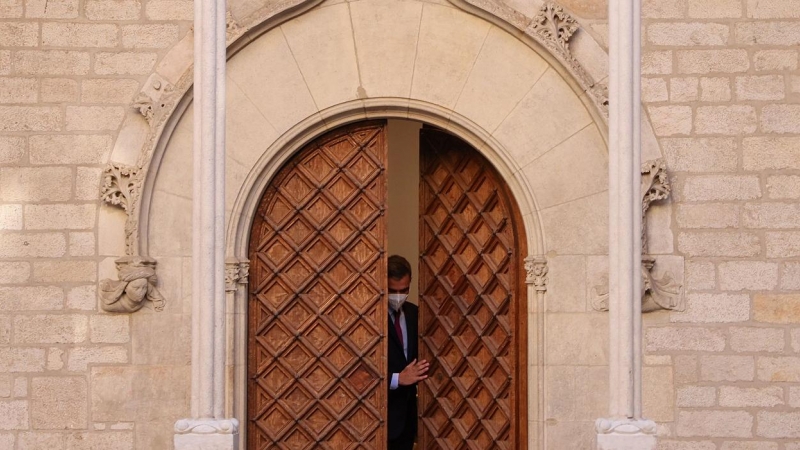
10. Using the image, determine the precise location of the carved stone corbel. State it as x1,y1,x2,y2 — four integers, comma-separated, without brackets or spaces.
132,74,175,127
524,256,548,292
225,258,250,292
99,256,166,313
591,158,684,312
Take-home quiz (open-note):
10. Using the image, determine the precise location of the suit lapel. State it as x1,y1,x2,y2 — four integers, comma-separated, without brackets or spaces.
388,312,404,358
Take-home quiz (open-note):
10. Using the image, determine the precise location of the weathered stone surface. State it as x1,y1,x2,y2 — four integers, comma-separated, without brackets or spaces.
647,23,729,46
94,52,157,75
677,49,749,73
767,175,800,199
41,78,78,102
677,410,753,438
90,315,129,343
782,262,800,290
671,293,750,322
25,0,78,17
736,75,784,101
643,50,673,74
67,346,128,371
0,262,30,284
671,77,699,101
0,136,25,164
17,432,66,450
736,22,800,46
721,442,778,450
643,77,668,102
682,175,761,201
85,0,141,20
546,314,608,365
695,105,757,135
658,441,716,450
0,77,37,103
91,366,190,422
30,134,112,165
743,137,800,170
69,232,96,257
82,79,140,104
730,327,784,352
0,286,62,310
14,50,89,75
719,386,783,407
648,105,693,135
677,204,739,228
719,261,778,290
766,232,800,258
0,232,66,257
0,106,61,131
700,76,732,101
686,260,716,290
31,377,86,429
145,0,191,20
646,327,726,352
32,261,96,283
67,285,97,311
0,400,28,430
14,315,87,344
743,203,800,229
121,24,179,48
754,49,798,70
701,355,755,381
757,411,800,438
0,167,72,201
545,366,607,421
643,366,674,422
678,232,760,257
758,356,800,381
41,23,118,47
66,106,124,131
688,0,742,17
676,385,716,407
754,294,800,323
761,105,800,134
0,204,21,230
65,432,133,450
26,205,97,230
75,167,103,201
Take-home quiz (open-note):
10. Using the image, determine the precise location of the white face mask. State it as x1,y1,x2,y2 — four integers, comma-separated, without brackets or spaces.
388,293,408,312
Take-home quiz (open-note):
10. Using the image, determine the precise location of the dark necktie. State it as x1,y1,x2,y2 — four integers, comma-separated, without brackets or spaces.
393,311,403,345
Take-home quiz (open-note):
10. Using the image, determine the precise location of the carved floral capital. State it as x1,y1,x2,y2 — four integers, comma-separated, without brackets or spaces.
528,3,579,52
225,258,250,292
524,256,548,291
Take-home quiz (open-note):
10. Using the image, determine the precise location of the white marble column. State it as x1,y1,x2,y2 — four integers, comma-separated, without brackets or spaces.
595,0,656,448
174,0,238,446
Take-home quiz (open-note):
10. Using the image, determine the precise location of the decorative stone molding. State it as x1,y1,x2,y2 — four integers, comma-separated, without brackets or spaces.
99,256,166,313
591,158,684,313
132,74,175,127
174,419,239,435
595,418,657,435
524,256,548,292
226,11,242,42
225,258,250,292
101,162,142,253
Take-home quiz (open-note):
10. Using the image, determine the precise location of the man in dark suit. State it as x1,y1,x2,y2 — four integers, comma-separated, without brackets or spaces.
387,255,429,450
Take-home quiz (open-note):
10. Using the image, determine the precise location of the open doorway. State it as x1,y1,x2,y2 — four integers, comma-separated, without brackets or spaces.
246,119,526,450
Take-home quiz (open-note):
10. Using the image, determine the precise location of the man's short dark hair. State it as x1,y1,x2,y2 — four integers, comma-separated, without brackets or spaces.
388,255,412,280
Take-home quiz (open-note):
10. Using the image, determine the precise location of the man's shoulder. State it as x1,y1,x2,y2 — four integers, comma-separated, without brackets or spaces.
403,302,419,315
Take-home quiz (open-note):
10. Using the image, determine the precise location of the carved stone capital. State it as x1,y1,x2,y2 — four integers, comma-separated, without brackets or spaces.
591,256,684,313
527,3,579,53
641,158,670,253
595,418,658,435
99,256,166,313
225,258,250,292
101,163,140,212
174,418,240,435
524,256,548,291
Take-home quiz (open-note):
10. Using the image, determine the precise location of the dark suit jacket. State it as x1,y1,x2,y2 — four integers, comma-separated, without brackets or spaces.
387,302,419,441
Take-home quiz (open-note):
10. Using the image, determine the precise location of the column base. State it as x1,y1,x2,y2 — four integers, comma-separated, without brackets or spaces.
174,418,239,450
595,419,657,450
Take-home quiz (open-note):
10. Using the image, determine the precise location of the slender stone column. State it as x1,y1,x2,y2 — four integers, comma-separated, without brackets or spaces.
595,0,656,448
174,0,238,446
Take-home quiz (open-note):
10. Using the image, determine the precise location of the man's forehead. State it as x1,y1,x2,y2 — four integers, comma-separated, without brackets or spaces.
388,275,411,286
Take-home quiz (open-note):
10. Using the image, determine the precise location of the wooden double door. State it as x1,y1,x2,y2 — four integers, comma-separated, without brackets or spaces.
248,121,527,450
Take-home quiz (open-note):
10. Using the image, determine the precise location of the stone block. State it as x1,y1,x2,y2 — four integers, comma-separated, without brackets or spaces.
545,366,607,421
546,313,608,365
736,22,800,46
546,256,586,312
0,50,9,74
65,432,133,450
719,386,783,407
0,106,61,132
121,24,179,48
643,366,674,422
0,286,62,310
66,106,124,131
82,79,140,104
730,326,784,352
131,313,190,364
754,49,798,71
743,203,800,229
67,285,97,311
0,167,72,201
41,22,118,47
647,23,729,46
0,136,25,164
743,137,800,170
700,77,731,101
94,52,157,75
85,0,140,20
31,377,86,429
643,50,673,75
736,75,784,101
719,261,778,290
758,356,800,381
767,175,800,199
695,105,757,135
789,386,800,406
0,348,45,371
14,50,90,75
25,0,77,17
671,293,750,322
648,105,692,136
69,232,95,257
686,260,715,290
67,346,128,371
670,77,699,102
13,377,26,397
677,410,753,438
17,432,66,450
75,167,103,201
30,134,112,165
681,175,761,201
677,49,749,74
0,233,66,258
145,0,192,20
46,348,64,371
0,315,8,344
757,411,800,438
0,204,21,230
688,0,742,17
721,443,778,450
700,355,755,381
782,262,800,290
25,204,97,230
644,0,685,18
91,366,190,422
646,327,726,352
766,232,800,258
0,77,37,103
0,261,30,283
14,314,87,344
676,385,716,407
761,105,800,134
754,294,800,323
643,77,668,102
0,433,13,448
0,0,23,17
0,400,28,430
32,261,96,283
41,78,78,102
676,204,739,229
90,315,129,343
747,0,800,18
0,375,10,397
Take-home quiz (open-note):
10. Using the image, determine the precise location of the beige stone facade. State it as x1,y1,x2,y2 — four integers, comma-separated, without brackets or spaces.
0,0,798,448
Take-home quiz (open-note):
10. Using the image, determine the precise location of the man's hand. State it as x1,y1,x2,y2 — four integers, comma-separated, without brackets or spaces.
398,359,430,386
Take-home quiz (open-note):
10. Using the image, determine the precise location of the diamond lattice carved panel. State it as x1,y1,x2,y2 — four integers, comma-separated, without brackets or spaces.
418,127,526,450
249,122,388,449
